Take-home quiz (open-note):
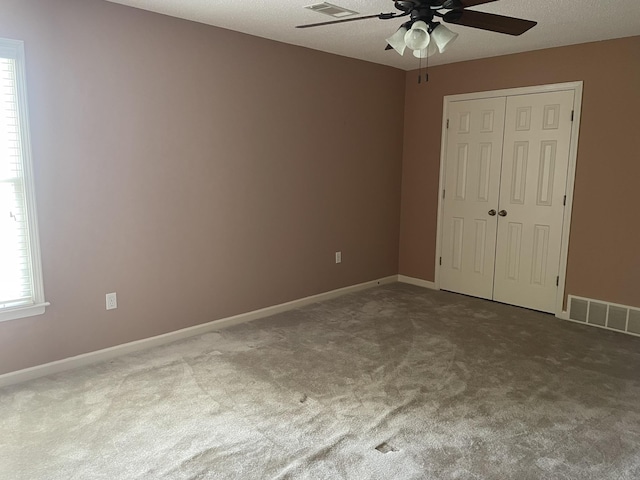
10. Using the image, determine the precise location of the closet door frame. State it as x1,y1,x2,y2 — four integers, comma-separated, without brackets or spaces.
434,81,584,318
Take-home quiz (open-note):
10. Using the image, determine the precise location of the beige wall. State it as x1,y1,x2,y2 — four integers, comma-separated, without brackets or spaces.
399,36,640,309
1,0,638,377
0,0,405,374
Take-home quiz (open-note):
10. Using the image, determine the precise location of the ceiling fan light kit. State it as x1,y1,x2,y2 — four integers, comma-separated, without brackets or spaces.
394,21,458,58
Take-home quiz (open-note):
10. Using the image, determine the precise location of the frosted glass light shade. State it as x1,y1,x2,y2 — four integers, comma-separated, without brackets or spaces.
413,41,438,58
411,20,429,33
386,27,408,55
431,24,458,53
404,21,430,51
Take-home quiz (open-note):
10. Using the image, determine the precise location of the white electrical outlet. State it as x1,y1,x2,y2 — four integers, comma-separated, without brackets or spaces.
335,251,342,264
106,292,117,310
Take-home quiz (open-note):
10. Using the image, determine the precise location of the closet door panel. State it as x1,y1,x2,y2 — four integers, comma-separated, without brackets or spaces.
440,97,506,299
493,90,575,313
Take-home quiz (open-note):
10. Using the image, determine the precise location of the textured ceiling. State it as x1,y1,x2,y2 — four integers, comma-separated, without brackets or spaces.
104,0,640,70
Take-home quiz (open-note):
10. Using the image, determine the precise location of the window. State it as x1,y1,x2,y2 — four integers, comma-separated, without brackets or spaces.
0,38,47,322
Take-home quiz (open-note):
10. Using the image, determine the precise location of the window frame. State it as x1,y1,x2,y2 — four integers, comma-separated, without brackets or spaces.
0,38,48,322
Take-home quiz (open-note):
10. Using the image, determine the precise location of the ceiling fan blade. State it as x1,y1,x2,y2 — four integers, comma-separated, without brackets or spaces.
443,9,537,36
442,0,498,8
296,13,388,29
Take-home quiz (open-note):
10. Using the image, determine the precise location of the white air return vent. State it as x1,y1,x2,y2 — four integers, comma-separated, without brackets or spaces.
305,3,358,18
568,295,640,337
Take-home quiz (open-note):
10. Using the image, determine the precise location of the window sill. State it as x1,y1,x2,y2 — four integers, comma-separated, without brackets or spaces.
0,302,50,323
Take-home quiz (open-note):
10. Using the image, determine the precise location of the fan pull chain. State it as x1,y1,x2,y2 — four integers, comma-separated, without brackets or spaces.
417,50,429,85
425,49,429,83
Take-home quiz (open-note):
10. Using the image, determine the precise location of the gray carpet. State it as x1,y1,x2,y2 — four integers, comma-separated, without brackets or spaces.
1,283,639,479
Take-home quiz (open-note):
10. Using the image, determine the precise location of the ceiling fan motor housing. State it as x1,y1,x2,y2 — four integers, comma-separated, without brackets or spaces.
395,1,437,29
410,8,435,24
394,1,419,12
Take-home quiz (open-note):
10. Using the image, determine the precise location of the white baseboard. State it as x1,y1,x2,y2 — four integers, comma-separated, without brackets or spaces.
397,275,437,290
0,275,397,388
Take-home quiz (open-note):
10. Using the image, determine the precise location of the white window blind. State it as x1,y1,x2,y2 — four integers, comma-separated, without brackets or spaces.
0,38,47,322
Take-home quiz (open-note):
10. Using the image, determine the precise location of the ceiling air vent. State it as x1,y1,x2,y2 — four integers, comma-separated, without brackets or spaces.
305,3,358,18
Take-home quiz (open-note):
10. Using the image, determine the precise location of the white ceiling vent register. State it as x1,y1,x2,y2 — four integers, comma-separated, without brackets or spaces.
305,3,358,18
568,295,640,337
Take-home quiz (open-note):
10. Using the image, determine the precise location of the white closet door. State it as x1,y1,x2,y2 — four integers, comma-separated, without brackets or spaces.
493,90,575,313
440,97,506,299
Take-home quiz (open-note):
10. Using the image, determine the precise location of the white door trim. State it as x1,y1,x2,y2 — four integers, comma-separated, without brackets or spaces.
434,81,583,318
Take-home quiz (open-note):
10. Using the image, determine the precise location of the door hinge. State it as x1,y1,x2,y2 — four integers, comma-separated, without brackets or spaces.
571,110,574,121
446,119,449,129
442,189,446,199
439,257,442,266
563,195,566,206
556,276,559,287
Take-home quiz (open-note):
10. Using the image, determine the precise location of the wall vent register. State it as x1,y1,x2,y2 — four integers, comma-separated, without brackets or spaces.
568,295,640,337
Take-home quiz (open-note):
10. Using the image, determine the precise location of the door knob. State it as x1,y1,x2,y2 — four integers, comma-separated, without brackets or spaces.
488,209,496,216
498,210,507,217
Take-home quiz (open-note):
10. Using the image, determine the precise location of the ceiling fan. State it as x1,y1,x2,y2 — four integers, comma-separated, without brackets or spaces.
297,1,537,59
